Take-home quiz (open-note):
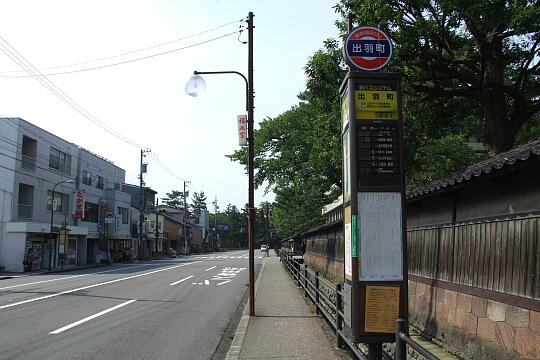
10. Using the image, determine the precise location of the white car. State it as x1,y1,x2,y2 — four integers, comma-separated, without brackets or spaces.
260,245,268,252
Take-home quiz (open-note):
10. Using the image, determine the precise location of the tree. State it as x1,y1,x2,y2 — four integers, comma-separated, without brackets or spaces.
161,190,184,209
335,0,540,153
228,40,346,236
190,191,207,213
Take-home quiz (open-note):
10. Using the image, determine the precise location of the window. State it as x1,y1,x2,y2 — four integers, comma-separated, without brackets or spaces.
21,136,37,171
96,175,104,189
83,202,99,223
118,207,129,224
82,170,92,185
47,190,69,214
18,183,34,218
49,147,72,174
114,182,120,190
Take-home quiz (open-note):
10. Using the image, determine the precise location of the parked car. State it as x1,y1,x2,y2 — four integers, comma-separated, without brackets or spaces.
260,245,268,252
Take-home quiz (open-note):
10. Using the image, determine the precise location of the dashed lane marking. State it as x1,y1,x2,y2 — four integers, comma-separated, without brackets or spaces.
49,299,136,334
169,275,194,286
0,261,201,310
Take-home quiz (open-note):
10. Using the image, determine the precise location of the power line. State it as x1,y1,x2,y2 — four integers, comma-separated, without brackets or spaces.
0,30,240,78
0,35,146,149
0,19,243,75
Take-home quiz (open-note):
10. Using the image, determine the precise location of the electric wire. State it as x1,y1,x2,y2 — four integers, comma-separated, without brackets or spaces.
0,30,240,78
0,19,242,75
0,35,146,148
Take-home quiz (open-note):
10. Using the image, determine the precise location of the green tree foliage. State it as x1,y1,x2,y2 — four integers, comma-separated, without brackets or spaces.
407,135,487,189
161,190,184,209
335,0,540,153
228,40,346,237
190,191,207,212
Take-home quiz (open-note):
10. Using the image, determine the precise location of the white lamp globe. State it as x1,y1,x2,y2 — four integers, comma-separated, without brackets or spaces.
185,74,206,97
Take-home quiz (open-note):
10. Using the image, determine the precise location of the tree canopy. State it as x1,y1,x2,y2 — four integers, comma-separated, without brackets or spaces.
336,0,540,153
229,1,539,237
161,190,184,209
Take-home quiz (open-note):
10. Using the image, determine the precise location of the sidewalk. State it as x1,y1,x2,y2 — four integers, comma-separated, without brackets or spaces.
0,262,110,279
227,252,347,360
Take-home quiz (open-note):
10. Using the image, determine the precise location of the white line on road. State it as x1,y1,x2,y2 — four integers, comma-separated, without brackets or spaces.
0,261,201,311
205,266,216,272
0,264,161,291
49,299,136,334
169,276,194,286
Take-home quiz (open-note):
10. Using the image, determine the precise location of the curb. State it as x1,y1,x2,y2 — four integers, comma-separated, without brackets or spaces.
225,259,266,360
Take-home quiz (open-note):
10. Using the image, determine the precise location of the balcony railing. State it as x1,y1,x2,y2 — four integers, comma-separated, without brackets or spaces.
18,203,33,219
21,154,36,171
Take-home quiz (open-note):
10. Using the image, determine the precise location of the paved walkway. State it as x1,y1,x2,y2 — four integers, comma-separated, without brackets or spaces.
227,252,347,360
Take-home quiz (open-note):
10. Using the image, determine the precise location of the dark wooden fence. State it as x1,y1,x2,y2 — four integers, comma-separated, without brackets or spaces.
408,215,539,300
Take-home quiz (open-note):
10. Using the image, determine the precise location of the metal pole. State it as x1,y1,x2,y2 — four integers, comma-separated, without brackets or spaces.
183,181,189,255
155,199,159,257
48,184,57,271
395,319,407,360
247,10,255,317
139,149,144,259
367,344,383,360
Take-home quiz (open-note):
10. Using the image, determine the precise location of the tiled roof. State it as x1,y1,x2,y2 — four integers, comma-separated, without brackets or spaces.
407,138,540,200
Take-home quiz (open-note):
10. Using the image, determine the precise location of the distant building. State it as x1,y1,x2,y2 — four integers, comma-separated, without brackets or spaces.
0,118,131,272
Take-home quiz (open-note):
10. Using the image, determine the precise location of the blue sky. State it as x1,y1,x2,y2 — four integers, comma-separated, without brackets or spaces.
0,0,341,209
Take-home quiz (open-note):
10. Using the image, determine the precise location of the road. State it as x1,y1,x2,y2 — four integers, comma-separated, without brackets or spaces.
0,250,263,360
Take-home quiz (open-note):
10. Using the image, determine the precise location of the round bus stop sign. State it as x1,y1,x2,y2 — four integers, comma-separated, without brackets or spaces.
344,26,393,71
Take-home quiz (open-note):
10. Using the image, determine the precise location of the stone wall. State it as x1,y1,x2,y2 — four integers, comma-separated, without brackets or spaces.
409,279,540,360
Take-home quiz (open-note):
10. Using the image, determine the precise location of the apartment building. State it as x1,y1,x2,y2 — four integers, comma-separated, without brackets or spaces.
0,118,131,272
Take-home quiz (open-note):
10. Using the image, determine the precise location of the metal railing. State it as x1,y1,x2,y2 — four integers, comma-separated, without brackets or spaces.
279,251,440,360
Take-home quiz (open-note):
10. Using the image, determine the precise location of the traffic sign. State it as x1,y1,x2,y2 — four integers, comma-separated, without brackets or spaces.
106,209,113,217
344,26,393,71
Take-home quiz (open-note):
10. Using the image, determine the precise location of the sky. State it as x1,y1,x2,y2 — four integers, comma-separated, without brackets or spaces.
0,0,341,210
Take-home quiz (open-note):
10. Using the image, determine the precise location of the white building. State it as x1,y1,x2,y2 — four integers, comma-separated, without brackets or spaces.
0,118,131,272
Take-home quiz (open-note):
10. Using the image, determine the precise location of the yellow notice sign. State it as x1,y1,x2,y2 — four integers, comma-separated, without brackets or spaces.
355,90,398,120
364,286,400,333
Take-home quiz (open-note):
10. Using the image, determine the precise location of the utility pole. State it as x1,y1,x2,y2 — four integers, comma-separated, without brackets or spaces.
155,198,159,256
212,197,219,250
139,149,150,259
183,181,190,255
265,202,270,250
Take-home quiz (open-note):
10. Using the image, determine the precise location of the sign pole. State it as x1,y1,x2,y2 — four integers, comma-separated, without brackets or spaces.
341,25,408,357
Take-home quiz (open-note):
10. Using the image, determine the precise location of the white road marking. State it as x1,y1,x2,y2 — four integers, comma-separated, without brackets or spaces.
205,266,216,272
0,261,201,310
216,280,231,286
204,280,209,285
169,276,194,286
49,299,136,334
0,264,160,291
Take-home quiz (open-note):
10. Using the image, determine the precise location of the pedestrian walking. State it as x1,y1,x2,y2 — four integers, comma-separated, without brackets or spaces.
23,248,33,272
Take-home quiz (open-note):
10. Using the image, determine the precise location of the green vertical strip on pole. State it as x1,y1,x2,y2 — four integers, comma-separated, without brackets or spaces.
352,215,358,257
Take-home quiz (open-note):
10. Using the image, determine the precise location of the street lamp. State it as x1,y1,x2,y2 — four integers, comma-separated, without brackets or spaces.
185,12,255,316
49,179,74,271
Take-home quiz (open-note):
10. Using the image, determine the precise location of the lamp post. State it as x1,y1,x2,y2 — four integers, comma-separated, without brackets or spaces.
185,12,255,316
49,179,74,271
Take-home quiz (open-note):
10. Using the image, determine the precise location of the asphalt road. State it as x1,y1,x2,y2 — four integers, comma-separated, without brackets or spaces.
0,250,263,360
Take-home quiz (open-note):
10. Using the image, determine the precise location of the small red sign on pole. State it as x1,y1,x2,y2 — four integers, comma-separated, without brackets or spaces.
237,115,248,147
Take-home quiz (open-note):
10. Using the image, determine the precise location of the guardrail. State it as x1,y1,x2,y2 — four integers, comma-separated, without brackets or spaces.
279,251,440,360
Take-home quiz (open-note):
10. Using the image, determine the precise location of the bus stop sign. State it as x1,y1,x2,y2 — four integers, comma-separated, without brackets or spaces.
344,26,393,71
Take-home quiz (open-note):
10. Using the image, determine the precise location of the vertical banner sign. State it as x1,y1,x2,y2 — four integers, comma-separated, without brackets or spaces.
74,191,84,219
237,115,248,146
